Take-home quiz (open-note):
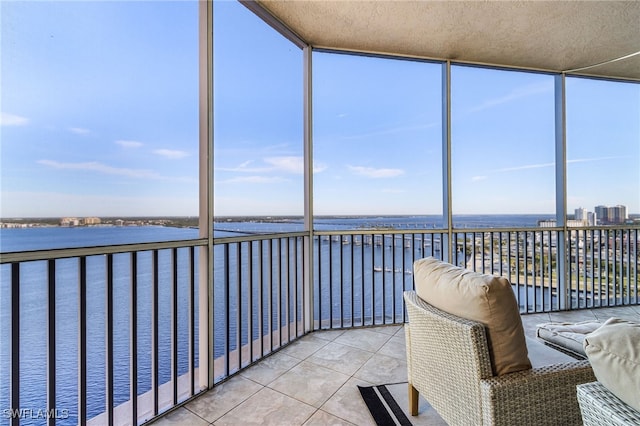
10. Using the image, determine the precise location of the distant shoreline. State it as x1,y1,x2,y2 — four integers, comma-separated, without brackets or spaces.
1,213,638,229
0,216,200,229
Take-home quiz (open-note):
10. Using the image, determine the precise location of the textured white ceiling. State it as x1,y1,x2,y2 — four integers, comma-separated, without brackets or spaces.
257,0,640,80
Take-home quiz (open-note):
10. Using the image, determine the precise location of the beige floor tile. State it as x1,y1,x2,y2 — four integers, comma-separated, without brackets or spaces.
520,312,551,338
307,341,374,375
213,387,315,426
354,352,408,384
374,324,403,335
311,329,346,341
280,334,329,360
240,351,301,386
377,335,406,360
591,306,640,322
320,377,377,426
185,375,262,423
268,360,351,408
394,325,407,338
334,328,392,352
549,310,598,322
303,409,356,426
526,337,578,367
152,407,209,426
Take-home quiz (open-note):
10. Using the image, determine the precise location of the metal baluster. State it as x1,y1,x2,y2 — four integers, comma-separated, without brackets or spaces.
130,252,138,426
172,248,178,405
258,240,264,358
235,243,241,372
47,259,56,426
339,235,344,328
188,246,195,396
151,250,159,416
248,241,254,363
11,263,20,426
106,254,114,425
78,257,87,426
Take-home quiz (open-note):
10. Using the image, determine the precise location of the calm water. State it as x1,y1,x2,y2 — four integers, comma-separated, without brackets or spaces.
1,227,199,426
0,215,543,425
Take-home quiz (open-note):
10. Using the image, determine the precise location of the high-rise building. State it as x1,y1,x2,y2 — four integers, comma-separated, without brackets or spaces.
594,205,609,224
575,207,587,221
593,204,627,224
611,205,627,224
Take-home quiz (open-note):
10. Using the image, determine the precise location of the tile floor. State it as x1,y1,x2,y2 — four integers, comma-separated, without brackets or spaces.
152,305,640,426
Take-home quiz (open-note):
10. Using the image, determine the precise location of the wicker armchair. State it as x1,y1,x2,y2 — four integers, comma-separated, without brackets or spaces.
404,291,595,426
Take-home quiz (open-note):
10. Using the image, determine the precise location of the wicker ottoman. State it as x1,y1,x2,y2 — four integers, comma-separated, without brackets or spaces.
577,381,640,426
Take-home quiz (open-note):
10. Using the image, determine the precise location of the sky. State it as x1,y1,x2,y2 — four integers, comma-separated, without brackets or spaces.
1,1,639,219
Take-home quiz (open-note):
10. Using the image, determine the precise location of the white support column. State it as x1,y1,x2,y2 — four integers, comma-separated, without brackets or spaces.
198,0,214,390
554,73,568,310
442,61,452,263
303,46,314,333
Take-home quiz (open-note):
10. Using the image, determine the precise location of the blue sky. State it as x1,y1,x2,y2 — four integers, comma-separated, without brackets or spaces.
1,1,199,217
1,1,638,218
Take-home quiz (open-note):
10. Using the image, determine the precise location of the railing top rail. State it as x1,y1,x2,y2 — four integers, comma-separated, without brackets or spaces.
564,225,640,231
313,229,445,236
0,238,208,264
310,226,627,235
213,231,308,245
3,224,637,264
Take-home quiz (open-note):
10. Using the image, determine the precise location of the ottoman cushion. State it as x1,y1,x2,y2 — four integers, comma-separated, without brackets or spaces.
536,320,601,358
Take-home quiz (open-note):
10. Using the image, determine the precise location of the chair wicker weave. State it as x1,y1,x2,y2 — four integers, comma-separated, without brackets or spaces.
404,291,595,426
577,381,640,426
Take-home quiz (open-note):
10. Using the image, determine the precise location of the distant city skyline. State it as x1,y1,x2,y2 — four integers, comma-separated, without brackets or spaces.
1,1,638,218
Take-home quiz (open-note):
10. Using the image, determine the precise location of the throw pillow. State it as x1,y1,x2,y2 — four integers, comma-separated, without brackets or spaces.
583,317,640,412
413,257,532,376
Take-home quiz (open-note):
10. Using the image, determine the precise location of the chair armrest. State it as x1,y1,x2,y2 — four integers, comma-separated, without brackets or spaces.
578,381,640,426
480,361,595,426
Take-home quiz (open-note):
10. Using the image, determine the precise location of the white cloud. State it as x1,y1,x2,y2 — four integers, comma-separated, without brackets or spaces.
567,156,624,164
348,165,404,178
153,149,189,159
468,81,553,113
38,159,162,179
341,122,439,141
217,176,288,184
472,175,488,181
493,162,554,173
265,156,328,174
69,127,90,135
313,162,329,173
218,161,270,173
265,156,303,174
219,156,327,175
490,156,624,174
116,140,143,148
37,159,197,183
1,112,29,126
